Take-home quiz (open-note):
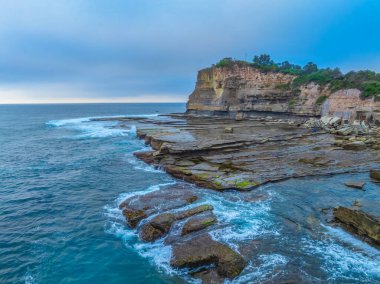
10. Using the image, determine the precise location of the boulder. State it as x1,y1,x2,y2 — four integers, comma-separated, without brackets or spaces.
139,213,176,242
182,213,217,236
170,234,247,279
336,127,353,136
370,169,380,181
139,223,166,242
329,116,342,126
334,206,380,245
122,209,147,228
344,181,365,190
342,141,366,150
320,116,332,125
224,127,233,133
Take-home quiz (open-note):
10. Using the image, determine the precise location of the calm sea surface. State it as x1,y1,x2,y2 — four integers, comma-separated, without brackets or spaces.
0,103,379,284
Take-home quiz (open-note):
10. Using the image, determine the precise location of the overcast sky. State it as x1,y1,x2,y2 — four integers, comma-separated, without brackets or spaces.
0,0,380,103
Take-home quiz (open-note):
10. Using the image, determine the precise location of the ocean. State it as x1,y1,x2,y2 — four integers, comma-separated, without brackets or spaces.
0,103,379,283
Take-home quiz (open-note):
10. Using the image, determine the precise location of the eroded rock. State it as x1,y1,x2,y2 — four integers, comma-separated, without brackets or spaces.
139,213,176,242
370,169,380,181
139,204,214,242
344,181,365,190
170,234,247,279
119,185,198,228
191,268,224,284
334,206,380,246
182,213,217,236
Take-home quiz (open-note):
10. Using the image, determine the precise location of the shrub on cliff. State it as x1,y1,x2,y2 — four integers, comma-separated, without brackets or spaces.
329,70,380,97
215,58,249,68
215,58,234,68
362,82,380,97
292,68,343,88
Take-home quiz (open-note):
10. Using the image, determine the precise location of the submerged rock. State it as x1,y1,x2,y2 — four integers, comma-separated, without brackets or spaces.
170,234,247,279
333,206,380,246
344,181,366,190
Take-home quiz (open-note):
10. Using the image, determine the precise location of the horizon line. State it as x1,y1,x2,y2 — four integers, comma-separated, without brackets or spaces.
0,101,187,105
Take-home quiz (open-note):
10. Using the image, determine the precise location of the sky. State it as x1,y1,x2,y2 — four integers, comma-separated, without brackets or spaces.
0,0,380,104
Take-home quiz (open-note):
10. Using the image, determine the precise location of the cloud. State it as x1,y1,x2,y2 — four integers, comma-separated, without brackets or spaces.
0,0,379,103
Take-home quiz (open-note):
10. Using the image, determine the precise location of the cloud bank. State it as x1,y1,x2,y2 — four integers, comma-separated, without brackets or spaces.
0,0,379,103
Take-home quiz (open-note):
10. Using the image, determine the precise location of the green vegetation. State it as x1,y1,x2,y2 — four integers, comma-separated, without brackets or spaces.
234,179,258,189
214,54,380,98
316,95,327,104
275,83,291,90
288,99,296,107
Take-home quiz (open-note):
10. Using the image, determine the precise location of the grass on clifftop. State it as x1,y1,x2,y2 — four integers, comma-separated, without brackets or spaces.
214,55,380,98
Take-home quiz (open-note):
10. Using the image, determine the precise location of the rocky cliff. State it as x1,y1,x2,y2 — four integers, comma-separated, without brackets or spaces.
187,64,380,122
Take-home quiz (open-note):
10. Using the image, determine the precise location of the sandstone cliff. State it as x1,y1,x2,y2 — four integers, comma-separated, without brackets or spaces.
187,64,380,122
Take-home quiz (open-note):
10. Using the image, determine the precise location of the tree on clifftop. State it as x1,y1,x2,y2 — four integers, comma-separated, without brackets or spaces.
252,54,274,67
303,62,318,74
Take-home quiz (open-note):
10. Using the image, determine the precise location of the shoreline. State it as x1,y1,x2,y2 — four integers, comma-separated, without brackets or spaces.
102,111,380,282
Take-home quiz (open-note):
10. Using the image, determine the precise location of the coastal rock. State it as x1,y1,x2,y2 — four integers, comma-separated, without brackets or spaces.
119,185,198,228
130,115,380,191
224,127,233,133
170,234,247,279
181,213,217,236
336,127,353,136
139,213,176,242
370,169,380,181
191,268,224,284
333,206,380,245
139,204,214,242
175,204,214,220
342,141,366,150
344,181,366,190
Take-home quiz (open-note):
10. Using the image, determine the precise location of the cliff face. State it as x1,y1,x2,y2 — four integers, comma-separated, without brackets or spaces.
187,64,380,122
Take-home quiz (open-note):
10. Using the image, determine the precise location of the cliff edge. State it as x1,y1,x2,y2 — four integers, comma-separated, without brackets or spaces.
187,63,380,122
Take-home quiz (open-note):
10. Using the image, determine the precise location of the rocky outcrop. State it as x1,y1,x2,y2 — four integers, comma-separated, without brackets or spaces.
182,212,217,236
187,65,380,122
119,186,198,228
140,204,214,242
334,206,380,246
170,234,247,279
344,181,365,190
130,114,380,191
119,184,247,280
370,169,380,181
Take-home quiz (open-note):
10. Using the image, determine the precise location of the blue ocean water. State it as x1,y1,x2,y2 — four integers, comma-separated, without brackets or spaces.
0,103,379,284
0,104,186,284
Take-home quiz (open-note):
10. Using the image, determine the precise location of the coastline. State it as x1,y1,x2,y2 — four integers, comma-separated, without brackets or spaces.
99,110,380,282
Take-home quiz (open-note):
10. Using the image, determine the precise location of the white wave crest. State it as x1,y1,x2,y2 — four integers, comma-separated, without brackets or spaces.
46,117,91,127
301,233,380,281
